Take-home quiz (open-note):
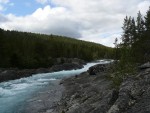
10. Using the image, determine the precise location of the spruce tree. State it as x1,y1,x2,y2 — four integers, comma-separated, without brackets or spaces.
121,16,130,47
130,18,136,45
145,7,150,32
136,11,145,40
143,7,150,61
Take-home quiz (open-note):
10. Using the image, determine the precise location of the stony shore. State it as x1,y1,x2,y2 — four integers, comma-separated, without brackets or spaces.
52,62,150,113
23,80,64,113
5,60,150,113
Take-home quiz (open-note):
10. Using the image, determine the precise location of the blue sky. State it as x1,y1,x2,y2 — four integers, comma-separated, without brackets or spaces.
0,0,150,47
2,0,46,16
1,0,57,16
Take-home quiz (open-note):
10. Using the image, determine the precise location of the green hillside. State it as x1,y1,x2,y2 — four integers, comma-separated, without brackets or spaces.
0,29,113,68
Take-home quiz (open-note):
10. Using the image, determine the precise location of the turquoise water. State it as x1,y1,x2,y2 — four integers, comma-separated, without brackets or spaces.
0,60,112,113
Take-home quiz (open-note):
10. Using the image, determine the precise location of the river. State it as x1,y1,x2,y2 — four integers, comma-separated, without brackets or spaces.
0,60,112,113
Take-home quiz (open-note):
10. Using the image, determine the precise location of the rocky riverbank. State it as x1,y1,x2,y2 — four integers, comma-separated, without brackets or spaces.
0,58,85,82
23,80,64,113
53,62,150,113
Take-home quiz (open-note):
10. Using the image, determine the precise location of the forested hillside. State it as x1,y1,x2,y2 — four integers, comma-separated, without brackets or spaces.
0,29,113,68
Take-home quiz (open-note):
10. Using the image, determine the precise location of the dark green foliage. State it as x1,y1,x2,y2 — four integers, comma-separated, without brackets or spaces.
110,61,137,88
113,38,120,60
0,29,113,69
120,8,150,64
10,53,21,67
145,7,150,31
111,8,150,88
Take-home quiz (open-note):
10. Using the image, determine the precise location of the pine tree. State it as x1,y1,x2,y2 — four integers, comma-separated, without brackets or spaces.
120,8,150,63
121,16,136,47
143,7,150,62
136,11,145,40
130,18,136,45
121,16,130,47
145,7,150,32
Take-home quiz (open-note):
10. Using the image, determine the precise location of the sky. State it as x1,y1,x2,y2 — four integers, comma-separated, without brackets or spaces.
0,0,150,47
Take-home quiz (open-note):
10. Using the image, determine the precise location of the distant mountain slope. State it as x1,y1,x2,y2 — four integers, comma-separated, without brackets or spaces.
0,28,113,68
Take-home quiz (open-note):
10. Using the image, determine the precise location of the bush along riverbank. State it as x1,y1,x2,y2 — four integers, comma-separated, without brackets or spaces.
0,58,85,82
53,62,150,113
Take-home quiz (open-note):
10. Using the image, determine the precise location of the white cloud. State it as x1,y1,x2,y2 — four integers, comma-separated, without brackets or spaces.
137,0,150,15
0,5,82,38
0,0,9,4
0,14,8,22
0,0,10,11
1,0,150,47
80,31,122,47
0,4,3,11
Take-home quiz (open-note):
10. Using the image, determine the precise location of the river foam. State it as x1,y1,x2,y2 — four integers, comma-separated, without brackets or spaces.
0,60,113,113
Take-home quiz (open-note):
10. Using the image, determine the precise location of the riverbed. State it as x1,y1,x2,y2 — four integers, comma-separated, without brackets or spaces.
0,60,111,113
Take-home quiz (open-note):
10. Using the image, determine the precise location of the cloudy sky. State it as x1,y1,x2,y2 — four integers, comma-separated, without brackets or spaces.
0,0,150,47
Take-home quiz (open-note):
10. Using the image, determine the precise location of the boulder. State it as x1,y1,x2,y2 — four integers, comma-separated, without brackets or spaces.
139,62,150,69
88,63,111,75
55,62,150,113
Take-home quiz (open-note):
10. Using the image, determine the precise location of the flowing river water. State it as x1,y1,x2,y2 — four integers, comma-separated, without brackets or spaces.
0,60,112,113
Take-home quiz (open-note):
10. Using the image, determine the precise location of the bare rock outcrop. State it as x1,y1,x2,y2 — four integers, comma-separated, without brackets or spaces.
54,62,150,113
